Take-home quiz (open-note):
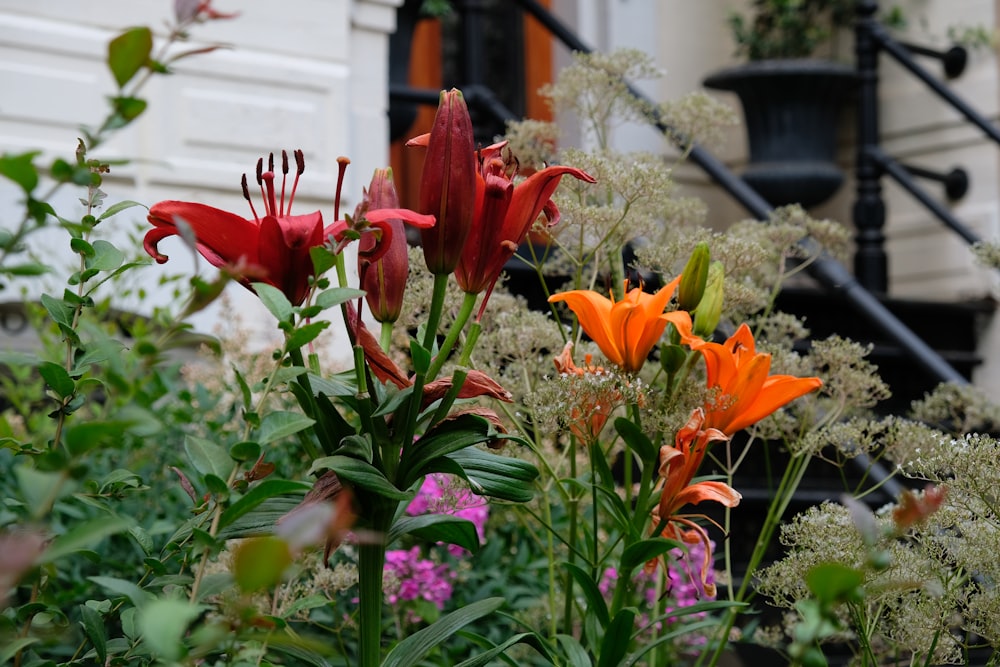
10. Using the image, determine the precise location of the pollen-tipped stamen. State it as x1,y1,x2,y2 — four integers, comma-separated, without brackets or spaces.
241,173,260,222
279,150,290,216
288,149,305,214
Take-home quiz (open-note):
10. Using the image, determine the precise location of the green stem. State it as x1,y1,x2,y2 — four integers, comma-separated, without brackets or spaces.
563,435,579,634
426,291,477,382
357,502,395,667
701,450,812,667
379,321,393,352
422,273,450,354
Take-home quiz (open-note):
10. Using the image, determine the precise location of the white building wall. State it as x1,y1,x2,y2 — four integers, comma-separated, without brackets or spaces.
0,0,402,360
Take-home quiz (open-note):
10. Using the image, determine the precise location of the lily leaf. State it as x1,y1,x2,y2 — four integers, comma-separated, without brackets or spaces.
388,514,480,553
400,414,500,488
615,417,657,465
597,608,636,667
619,537,683,575
382,597,505,667
218,479,311,530
443,447,538,503
454,632,554,667
563,562,609,627
310,455,409,500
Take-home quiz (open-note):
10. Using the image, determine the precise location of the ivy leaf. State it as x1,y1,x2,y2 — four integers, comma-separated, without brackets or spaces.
107,27,153,88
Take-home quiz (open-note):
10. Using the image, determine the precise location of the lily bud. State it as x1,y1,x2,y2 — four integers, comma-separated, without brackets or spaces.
359,168,408,323
678,242,710,312
417,89,476,275
693,261,725,338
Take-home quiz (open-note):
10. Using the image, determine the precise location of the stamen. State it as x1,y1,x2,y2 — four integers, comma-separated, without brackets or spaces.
241,173,260,222
287,149,305,214
268,152,274,173
255,157,264,186
279,150,289,216
334,157,350,222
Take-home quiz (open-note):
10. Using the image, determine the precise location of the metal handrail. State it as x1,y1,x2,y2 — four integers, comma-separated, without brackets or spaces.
512,0,968,389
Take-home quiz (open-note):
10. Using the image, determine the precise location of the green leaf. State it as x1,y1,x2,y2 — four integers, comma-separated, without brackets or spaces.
310,455,410,500
97,199,144,221
314,286,365,310
309,245,337,276
15,465,75,517
38,361,75,399
88,575,155,608
110,96,148,122
555,634,591,667
257,411,315,445
39,515,133,564
614,417,657,465
806,563,864,604
252,282,293,322
233,536,293,592
40,292,73,327
400,414,500,488
107,27,152,87
286,320,330,350
619,537,682,575
454,632,552,667
280,594,330,618
444,447,538,503
138,598,205,661
389,515,480,553
86,240,125,272
0,151,40,193
218,479,311,530
0,638,39,664
563,562,609,627
184,435,234,480
80,604,107,663
382,597,505,667
4,262,48,277
229,441,261,462
597,608,636,667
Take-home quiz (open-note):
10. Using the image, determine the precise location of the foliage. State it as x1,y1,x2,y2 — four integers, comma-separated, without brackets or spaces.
3,5,1000,667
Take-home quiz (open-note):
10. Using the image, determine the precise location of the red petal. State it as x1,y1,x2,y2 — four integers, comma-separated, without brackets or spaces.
146,200,260,268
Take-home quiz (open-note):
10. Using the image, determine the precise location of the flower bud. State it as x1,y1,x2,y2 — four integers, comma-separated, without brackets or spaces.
360,168,408,323
678,242,710,312
693,261,724,338
417,89,476,275
660,343,687,375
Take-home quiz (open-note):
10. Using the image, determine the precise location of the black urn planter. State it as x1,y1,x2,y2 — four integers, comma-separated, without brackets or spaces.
704,59,857,208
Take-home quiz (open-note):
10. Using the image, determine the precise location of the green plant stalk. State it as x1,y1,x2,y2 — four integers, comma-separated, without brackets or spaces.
701,449,812,667
357,501,397,667
563,434,580,635
422,272,450,353
379,320,393,352
426,291,477,382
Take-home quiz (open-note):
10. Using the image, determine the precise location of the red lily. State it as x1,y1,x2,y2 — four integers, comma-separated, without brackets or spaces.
677,321,823,435
145,150,331,306
413,89,476,275
456,142,595,316
358,168,409,323
650,408,737,597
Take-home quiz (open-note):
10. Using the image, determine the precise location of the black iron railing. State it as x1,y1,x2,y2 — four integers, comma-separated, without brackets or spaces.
853,0,997,292
388,0,973,395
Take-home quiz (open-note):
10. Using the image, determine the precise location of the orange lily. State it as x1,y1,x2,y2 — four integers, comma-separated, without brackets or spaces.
548,278,693,374
677,321,823,435
651,408,737,597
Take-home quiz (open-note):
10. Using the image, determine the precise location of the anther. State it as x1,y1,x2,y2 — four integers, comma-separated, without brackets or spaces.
280,150,289,216
268,152,274,173
255,158,264,186
294,149,305,176
241,173,260,222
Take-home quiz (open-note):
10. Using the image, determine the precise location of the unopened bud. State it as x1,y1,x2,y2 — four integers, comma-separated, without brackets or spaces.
678,242,710,312
660,343,687,375
693,261,724,337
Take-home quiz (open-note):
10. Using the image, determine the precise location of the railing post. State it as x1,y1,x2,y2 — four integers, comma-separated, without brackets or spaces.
853,0,889,292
